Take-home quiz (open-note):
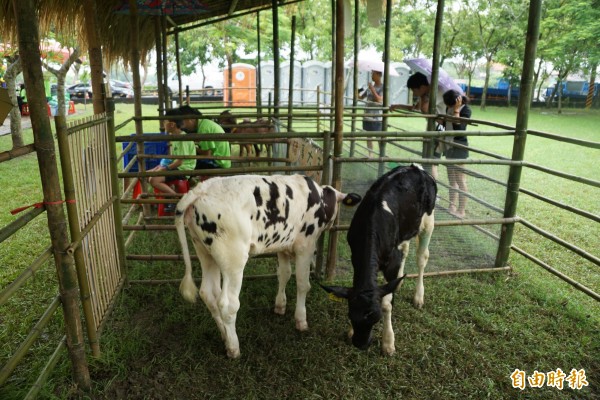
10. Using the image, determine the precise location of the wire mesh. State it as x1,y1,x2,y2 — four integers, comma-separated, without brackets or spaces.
331,137,510,281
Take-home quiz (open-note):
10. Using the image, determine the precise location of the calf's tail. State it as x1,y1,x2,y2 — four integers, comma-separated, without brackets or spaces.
175,191,201,303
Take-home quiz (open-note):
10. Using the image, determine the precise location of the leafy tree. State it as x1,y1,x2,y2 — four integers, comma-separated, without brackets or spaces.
293,0,334,61
457,0,527,110
176,13,271,93
540,0,591,111
570,0,600,108
42,46,81,117
449,6,484,95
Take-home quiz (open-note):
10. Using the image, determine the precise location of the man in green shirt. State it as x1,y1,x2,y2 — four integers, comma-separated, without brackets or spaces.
148,108,196,196
179,105,231,169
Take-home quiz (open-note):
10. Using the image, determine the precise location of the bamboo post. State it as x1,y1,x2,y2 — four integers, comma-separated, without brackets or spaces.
155,17,165,131
378,0,393,177
82,0,105,114
329,0,336,133
175,31,183,105
425,0,444,164
13,0,90,389
287,16,296,130
128,0,149,215
161,16,169,110
55,115,100,357
272,0,280,111
349,0,359,157
106,98,128,280
316,87,321,133
495,0,542,268
256,11,263,114
325,0,346,280
315,87,330,278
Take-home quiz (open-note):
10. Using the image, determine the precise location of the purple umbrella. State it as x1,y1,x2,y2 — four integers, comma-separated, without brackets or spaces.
404,58,463,95
114,0,208,15
345,59,400,77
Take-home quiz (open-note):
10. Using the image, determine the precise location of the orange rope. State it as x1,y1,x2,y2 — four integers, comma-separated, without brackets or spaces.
10,199,76,215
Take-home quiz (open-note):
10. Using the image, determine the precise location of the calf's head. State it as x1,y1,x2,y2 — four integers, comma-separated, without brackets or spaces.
321,276,404,349
319,186,362,227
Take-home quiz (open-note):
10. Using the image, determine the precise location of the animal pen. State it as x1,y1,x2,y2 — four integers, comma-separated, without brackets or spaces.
0,0,598,397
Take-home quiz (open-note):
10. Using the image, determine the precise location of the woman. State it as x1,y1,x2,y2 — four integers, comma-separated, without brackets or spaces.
442,89,471,218
358,70,383,155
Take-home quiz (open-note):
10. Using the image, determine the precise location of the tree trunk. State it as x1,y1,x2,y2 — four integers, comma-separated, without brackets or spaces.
480,56,492,111
4,57,24,148
557,78,562,114
532,59,542,102
44,48,81,117
546,82,558,107
586,63,597,110
227,52,233,108
141,60,148,88
73,62,81,83
467,72,473,97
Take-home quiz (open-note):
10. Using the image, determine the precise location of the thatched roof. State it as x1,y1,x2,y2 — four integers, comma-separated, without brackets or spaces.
0,1,85,46
0,0,301,65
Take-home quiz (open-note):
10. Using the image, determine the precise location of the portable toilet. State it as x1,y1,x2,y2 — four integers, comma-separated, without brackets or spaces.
301,60,326,105
323,61,332,105
224,63,256,106
280,60,302,105
258,60,275,106
389,62,411,106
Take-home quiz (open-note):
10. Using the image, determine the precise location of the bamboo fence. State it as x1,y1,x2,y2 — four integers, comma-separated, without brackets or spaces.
2,1,599,398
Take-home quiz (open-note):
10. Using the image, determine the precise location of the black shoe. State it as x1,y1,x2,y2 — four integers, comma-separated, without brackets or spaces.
164,203,176,213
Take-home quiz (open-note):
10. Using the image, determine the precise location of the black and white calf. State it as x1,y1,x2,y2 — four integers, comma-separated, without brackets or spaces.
175,174,360,358
322,164,437,355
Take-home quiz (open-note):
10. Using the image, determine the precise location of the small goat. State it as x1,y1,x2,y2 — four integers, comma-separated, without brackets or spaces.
233,118,276,157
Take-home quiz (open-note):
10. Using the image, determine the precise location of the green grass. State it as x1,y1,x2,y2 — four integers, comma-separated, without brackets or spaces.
1,104,599,399
40,268,600,399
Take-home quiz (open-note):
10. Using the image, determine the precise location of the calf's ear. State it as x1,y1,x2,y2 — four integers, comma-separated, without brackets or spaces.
377,275,406,298
342,192,362,206
320,284,353,299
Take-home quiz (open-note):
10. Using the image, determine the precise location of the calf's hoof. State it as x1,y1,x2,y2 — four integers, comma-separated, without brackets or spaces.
226,348,241,359
274,305,286,315
295,320,309,331
381,344,396,356
413,298,424,309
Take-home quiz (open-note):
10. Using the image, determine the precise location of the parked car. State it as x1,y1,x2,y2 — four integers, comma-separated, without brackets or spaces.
167,71,223,97
110,80,133,97
201,85,223,97
110,80,134,98
67,83,93,99
66,80,134,99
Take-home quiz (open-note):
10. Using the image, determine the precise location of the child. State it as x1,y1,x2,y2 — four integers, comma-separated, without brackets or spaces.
442,89,472,218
